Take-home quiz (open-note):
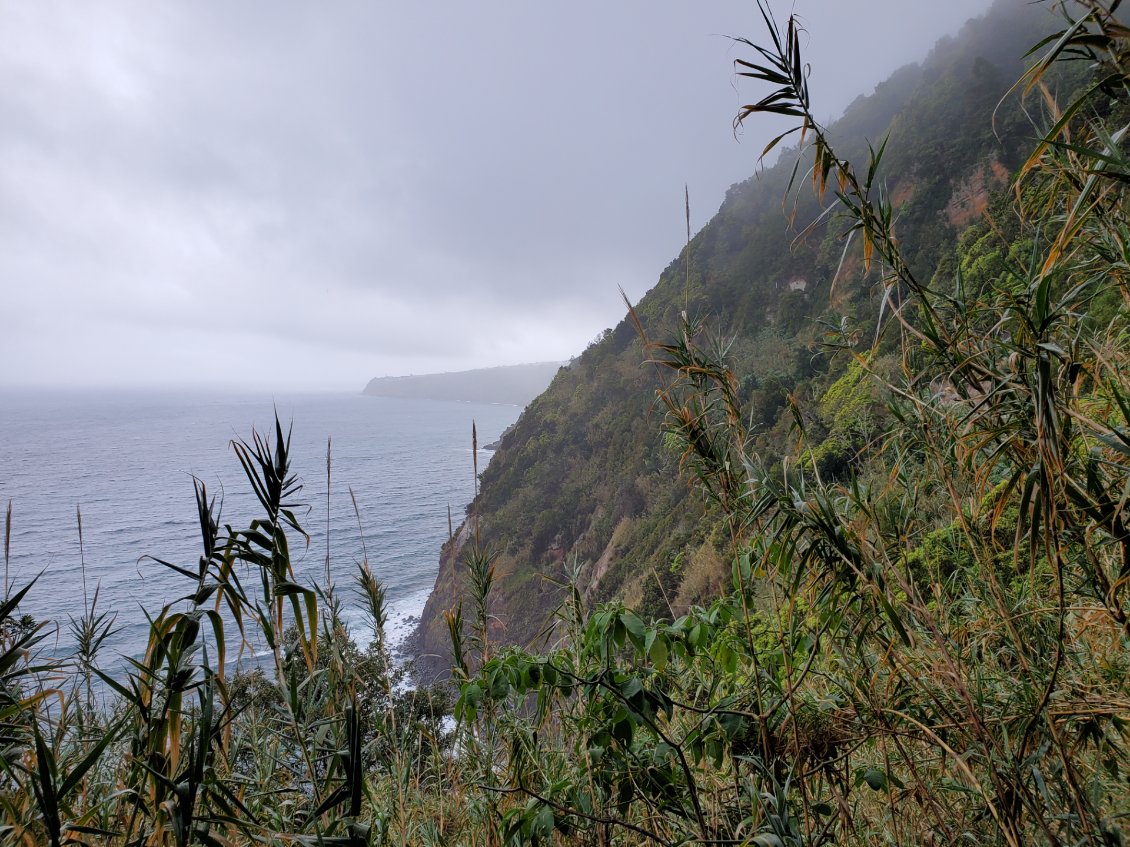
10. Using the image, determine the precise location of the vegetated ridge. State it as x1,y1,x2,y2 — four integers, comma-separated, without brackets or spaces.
412,0,1051,679
362,362,563,407
6,1,1130,842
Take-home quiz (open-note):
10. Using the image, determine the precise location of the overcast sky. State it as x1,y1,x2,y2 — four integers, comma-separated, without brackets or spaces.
0,1,997,391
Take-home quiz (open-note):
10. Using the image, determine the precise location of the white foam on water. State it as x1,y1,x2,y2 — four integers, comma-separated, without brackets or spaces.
0,390,520,680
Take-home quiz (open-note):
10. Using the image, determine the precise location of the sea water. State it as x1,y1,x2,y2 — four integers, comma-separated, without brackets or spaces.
0,388,520,677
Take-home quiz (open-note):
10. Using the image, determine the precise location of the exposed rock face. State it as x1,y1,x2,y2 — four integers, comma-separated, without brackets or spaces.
946,157,1010,229
483,422,517,451
409,517,475,684
409,1,1047,683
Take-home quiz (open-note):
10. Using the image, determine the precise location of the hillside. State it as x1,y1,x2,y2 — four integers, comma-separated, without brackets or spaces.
412,0,1052,679
7,2,1129,843
362,361,563,406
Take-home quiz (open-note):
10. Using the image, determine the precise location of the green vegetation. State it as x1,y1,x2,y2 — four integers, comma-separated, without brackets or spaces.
4,0,1130,843
2,423,457,845
414,0,1054,668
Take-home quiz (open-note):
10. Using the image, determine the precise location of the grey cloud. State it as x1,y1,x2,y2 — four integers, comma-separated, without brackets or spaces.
0,0,996,390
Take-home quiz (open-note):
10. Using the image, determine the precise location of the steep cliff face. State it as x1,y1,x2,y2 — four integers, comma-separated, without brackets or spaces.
412,1,1052,680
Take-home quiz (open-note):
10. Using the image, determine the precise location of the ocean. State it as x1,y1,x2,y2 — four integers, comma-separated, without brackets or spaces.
0,389,520,677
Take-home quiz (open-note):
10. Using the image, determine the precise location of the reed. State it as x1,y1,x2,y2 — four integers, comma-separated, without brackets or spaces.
1,4,1127,843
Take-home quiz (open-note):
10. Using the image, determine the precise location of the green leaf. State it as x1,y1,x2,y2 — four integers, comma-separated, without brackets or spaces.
861,767,888,791
619,611,646,650
57,717,126,799
534,802,554,835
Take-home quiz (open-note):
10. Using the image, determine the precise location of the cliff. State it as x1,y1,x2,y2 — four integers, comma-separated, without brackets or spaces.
412,0,1053,681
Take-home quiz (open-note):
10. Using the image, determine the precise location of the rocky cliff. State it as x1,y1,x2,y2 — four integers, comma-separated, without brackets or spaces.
411,0,1052,681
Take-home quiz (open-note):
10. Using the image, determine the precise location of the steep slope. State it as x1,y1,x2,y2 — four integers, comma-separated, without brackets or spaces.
413,0,1053,680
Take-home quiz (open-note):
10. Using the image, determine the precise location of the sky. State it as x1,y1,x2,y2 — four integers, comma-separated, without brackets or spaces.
0,1,998,391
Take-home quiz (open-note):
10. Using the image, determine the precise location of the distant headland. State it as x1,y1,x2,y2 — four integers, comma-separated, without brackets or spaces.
362,361,563,407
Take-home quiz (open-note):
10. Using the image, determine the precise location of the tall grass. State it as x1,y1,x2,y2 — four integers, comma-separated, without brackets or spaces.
0,418,462,845
445,1,1130,844
2,2,1128,844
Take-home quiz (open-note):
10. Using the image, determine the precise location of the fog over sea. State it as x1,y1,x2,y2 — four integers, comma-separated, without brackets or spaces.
0,389,520,676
